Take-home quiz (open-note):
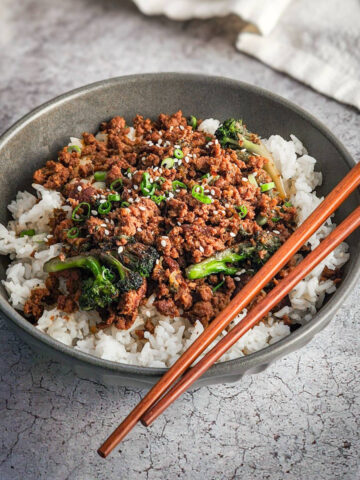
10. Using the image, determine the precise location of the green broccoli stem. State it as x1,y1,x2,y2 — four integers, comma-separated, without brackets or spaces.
44,255,103,278
186,244,255,280
100,253,127,280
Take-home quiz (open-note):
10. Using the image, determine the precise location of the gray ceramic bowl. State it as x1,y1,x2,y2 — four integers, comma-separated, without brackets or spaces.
0,73,359,388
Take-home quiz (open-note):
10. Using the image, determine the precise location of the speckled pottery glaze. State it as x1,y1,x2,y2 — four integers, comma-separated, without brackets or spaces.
0,73,359,388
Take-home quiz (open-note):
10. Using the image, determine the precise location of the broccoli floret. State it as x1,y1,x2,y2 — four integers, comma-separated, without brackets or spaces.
43,255,119,310
186,242,255,280
119,243,159,278
215,118,286,199
100,253,144,293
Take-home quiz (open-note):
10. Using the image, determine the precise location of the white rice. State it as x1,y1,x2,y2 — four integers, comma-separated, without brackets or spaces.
0,126,350,368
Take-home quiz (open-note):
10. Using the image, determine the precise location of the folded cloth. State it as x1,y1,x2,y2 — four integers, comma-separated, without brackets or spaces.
133,0,360,110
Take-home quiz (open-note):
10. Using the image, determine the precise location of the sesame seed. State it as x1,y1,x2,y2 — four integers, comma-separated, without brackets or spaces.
145,310,151,317
133,185,138,190
137,227,142,232
161,240,167,247
99,199,106,204
230,232,236,237
118,246,124,254
210,189,215,195
91,210,98,215
199,246,204,253
135,197,140,203
177,222,182,226
158,139,163,145
77,186,82,191
101,223,107,227
139,206,146,211
213,210,218,214
242,177,248,182
154,166,158,172
225,203,230,208
170,126,174,131
253,172,258,177
142,156,146,161
234,277,241,281
104,229,110,235
273,230,280,234
185,158,190,163
179,125,185,130
128,198,134,203
178,160,182,166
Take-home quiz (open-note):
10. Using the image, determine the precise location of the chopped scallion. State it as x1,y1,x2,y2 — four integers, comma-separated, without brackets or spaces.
161,157,175,169
19,229,35,237
109,178,123,191
98,201,112,215
108,194,121,202
189,116,197,129
72,202,91,222
121,201,130,208
140,172,156,196
260,182,276,192
151,195,166,205
94,171,107,181
235,205,248,219
172,180,187,191
191,184,213,204
174,149,184,159
67,227,80,239
67,145,81,153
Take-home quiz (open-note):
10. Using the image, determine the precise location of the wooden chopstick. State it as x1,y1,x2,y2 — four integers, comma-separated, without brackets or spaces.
98,162,360,458
142,205,360,426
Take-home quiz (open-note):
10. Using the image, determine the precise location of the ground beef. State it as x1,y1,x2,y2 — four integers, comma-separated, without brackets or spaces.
26,110,299,330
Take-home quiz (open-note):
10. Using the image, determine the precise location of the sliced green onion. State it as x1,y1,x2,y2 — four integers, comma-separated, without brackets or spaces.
151,195,166,205
67,145,81,153
284,201,292,208
256,215,268,226
110,178,123,191
205,136,212,142
212,280,225,293
121,201,130,208
158,176,166,184
19,229,35,237
191,184,213,204
161,157,175,169
248,174,258,187
172,180,187,191
72,202,91,222
260,182,276,193
108,194,121,202
67,227,79,239
235,205,248,219
174,149,184,159
140,172,156,196
201,173,211,180
271,217,280,222
94,171,107,181
98,200,112,215
189,116,197,129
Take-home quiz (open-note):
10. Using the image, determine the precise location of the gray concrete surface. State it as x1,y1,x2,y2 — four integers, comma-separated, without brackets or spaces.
0,1,359,479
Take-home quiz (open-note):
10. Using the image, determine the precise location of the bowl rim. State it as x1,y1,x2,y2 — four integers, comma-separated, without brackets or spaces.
0,72,359,379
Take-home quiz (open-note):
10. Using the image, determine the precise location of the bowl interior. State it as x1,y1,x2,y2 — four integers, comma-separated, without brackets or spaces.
0,74,359,376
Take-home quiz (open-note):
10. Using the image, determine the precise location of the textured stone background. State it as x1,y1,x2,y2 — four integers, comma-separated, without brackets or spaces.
0,1,359,479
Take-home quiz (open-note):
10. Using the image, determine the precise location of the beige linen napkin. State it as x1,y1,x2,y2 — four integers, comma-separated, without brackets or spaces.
133,0,360,110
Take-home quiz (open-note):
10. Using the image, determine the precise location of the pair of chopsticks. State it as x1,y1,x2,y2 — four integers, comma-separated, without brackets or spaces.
98,162,360,458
